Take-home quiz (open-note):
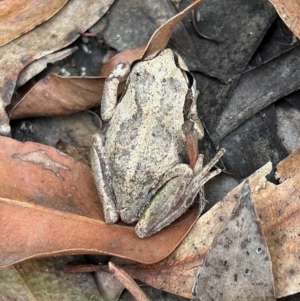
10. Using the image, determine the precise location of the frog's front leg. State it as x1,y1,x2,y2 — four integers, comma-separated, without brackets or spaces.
101,62,130,121
135,149,225,238
91,133,118,223
91,62,131,221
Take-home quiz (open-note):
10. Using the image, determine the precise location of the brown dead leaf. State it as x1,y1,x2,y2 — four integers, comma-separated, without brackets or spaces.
9,75,104,119
268,0,300,39
9,74,126,119
255,147,300,298
0,0,115,135
0,136,198,267
0,0,68,46
100,45,147,77
121,147,300,299
142,0,205,58
0,136,103,218
111,163,272,299
16,47,78,88
10,0,206,124
100,0,205,77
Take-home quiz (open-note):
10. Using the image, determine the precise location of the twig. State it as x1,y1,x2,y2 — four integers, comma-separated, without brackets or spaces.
108,262,152,301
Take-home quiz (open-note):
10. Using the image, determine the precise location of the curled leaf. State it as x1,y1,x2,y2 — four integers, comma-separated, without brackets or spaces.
0,136,199,267
0,0,68,46
120,147,300,299
268,0,300,38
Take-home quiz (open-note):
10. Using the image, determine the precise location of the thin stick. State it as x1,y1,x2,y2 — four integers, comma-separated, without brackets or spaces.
108,262,152,301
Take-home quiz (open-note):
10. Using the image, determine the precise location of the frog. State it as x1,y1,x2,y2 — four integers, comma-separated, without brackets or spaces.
91,48,225,238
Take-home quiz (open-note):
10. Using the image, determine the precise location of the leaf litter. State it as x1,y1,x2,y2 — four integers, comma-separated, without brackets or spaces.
0,0,115,135
9,0,206,121
1,0,300,300
0,0,68,46
0,136,199,267
117,147,300,299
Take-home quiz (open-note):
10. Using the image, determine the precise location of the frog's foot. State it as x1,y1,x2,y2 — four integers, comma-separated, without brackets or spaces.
91,133,119,223
135,149,225,238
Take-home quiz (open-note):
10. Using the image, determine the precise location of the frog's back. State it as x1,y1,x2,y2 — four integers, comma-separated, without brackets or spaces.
105,49,189,218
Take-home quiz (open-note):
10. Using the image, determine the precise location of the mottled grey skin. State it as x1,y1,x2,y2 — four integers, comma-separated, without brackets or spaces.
105,49,189,223
91,49,224,238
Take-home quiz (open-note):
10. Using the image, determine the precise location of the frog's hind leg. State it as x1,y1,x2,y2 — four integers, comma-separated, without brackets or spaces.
136,164,193,238
91,133,119,223
135,149,225,238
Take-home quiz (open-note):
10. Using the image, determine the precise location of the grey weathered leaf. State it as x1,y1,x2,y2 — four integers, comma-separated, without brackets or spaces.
193,180,275,301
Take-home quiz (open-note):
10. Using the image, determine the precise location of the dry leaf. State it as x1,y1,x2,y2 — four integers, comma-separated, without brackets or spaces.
0,0,68,46
193,180,275,301
121,147,300,299
9,0,205,123
100,45,147,77
9,75,105,119
142,0,205,58
0,256,103,300
0,0,115,135
111,163,272,299
9,75,126,119
0,198,197,267
0,136,103,218
268,0,300,38
16,47,78,88
0,136,198,267
100,0,205,77
255,147,300,298
213,45,300,142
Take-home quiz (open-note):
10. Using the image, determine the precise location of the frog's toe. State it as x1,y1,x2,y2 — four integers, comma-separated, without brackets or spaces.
135,224,147,238
120,210,138,224
135,223,154,238
104,209,119,224
135,219,169,238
